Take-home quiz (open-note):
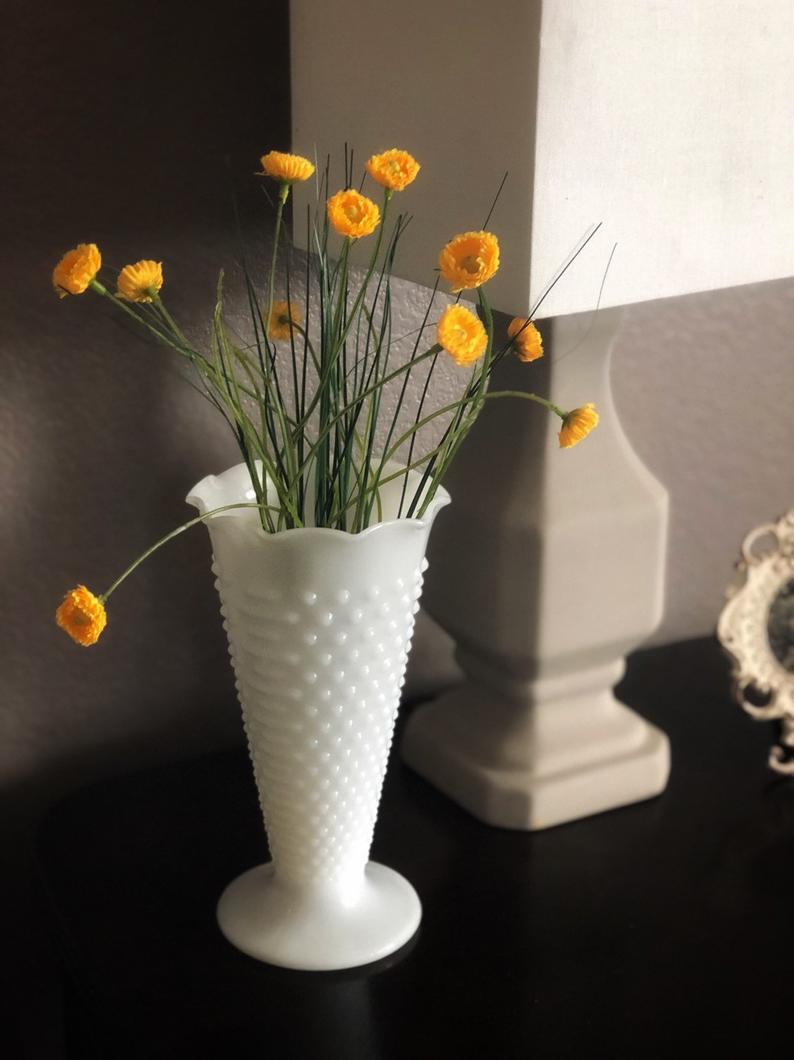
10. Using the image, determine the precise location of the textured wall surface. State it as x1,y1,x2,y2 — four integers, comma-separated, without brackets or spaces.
1,2,294,1053
613,277,794,645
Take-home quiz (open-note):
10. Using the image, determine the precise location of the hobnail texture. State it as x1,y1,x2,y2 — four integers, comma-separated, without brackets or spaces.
218,559,425,889
187,462,449,969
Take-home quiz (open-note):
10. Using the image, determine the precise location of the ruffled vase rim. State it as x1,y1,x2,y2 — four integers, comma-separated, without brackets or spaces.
186,461,451,544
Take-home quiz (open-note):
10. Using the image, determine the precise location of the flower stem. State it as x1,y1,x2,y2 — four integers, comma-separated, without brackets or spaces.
266,182,290,332
99,502,275,602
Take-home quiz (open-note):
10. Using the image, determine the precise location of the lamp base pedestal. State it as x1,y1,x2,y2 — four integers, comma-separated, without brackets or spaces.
402,307,672,831
402,674,670,831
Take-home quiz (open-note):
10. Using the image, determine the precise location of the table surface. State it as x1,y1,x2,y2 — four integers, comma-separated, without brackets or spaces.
36,637,794,1059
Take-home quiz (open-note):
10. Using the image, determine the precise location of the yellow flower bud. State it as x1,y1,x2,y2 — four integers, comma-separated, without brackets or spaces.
559,404,599,448
439,231,500,292
117,260,164,303
327,189,380,239
52,243,101,298
437,305,487,366
56,586,107,646
365,149,420,191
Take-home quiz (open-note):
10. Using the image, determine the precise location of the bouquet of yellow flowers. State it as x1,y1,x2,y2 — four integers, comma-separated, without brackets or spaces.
53,147,598,647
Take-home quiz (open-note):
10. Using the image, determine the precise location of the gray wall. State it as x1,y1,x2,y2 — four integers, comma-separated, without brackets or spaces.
1,1,290,1052
614,279,794,645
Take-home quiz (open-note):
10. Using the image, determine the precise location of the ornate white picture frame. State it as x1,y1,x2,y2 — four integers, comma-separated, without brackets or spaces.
718,511,794,775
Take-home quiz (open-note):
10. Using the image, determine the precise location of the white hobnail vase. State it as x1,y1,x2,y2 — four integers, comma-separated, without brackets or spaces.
187,462,450,971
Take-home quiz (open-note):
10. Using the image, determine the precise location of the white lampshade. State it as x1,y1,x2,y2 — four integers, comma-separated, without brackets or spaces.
291,0,794,317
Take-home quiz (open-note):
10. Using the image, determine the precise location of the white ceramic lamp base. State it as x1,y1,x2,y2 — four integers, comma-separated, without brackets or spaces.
217,862,421,971
403,664,669,831
402,308,671,830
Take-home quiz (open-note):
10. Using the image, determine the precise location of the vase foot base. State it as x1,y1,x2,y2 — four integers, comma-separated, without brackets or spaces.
402,682,670,831
217,861,421,971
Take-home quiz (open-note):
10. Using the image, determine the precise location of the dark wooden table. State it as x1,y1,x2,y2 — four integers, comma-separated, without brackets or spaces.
36,638,794,1058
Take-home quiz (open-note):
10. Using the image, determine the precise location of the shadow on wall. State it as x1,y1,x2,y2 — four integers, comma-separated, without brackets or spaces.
1,1,289,1053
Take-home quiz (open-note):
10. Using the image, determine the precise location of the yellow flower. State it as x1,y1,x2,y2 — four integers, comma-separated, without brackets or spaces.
52,243,101,298
117,260,164,303
438,231,500,292
507,318,543,363
437,305,488,366
268,300,301,341
327,189,380,239
365,149,420,191
258,150,315,183
56,586,107,647
559,404,599,449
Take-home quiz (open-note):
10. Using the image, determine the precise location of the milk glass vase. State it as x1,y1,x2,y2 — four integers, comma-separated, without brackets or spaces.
187,461,450,971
